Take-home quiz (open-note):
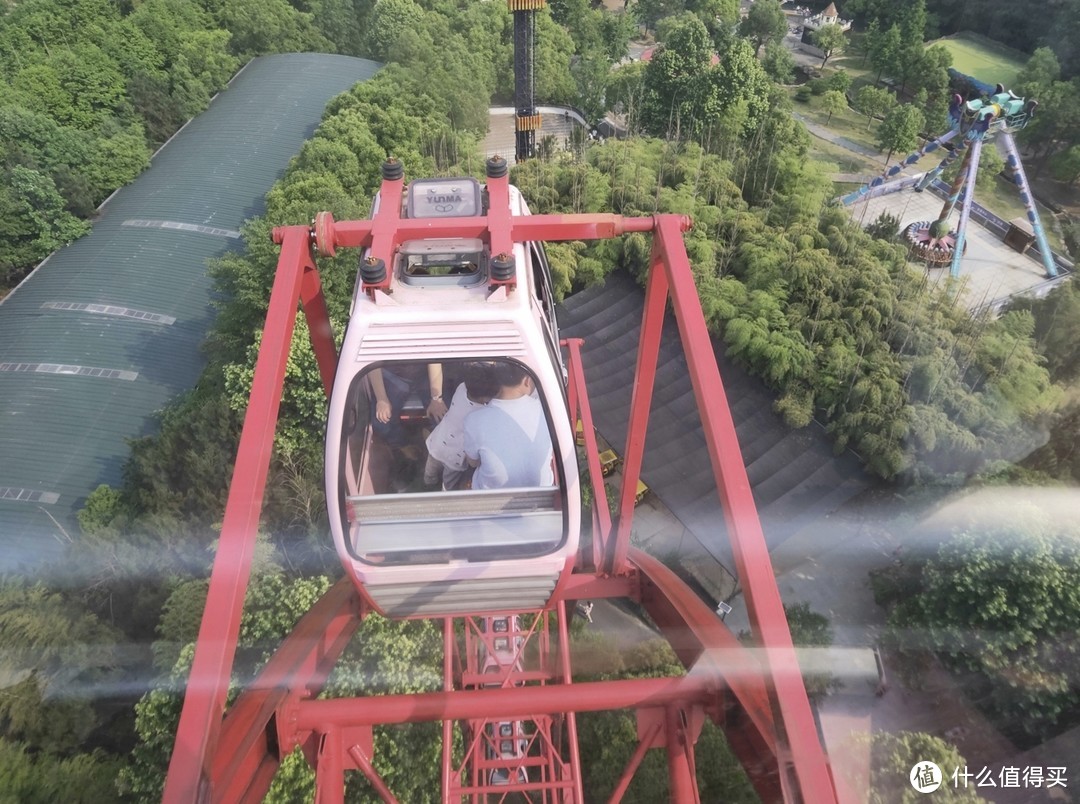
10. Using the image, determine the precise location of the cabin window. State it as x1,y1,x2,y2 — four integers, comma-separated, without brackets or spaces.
397,238,485,286
336,358,567,565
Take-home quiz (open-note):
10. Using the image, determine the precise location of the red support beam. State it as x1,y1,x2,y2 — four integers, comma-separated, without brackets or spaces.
665,706,699,804
608,721,662,804
367,168,405,270
314,730,345,804
210,579,362,803
348,744,400,803
612,248,669,575
556,600,585,803
650,215,836,802
310,213,681,254
441,618,454,803
299,264,338,398
163,225,320,803
561,571,639,601
564,338,612,572
485,165,514,275
292,675,718,730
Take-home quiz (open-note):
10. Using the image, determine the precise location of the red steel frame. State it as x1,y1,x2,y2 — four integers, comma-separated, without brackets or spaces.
162,161,838,803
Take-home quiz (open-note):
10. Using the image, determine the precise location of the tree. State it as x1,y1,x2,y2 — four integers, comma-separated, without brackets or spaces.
0,581,122,754
869,732,982,803
868,23,902,82
812,23,846,69
897,0,928,45
686,0,740,50
761,40,796,84
864,211,901,242
905,44,951,99
633,0,683,34
216,0,330,56
1016,46,1062,99
876,104,924,164
640,16,715,138
361,0,425,61
826,69,852,95
0,739,123,804
889,509,1080,739
607,61,647,129
123,560,333,800
0,166,92,287
1007,278,1080,385
974,143,1005,192
738,0,787,56
572,50,611,124
1022,397,1080,483
856,85,892,130
820,89,847,124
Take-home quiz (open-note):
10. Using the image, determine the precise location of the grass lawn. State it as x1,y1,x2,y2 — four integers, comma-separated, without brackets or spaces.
931,32,1027,88
832,181,863,197
791,88,885,157
978,176,1067,254
807,137,881,177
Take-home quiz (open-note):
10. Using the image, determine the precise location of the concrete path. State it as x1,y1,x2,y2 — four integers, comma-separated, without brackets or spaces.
794,112,883,160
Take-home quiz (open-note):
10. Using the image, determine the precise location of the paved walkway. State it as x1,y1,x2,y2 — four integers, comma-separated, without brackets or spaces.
794,112,882,160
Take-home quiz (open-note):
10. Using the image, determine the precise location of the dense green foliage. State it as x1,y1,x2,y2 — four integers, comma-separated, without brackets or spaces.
0,738,122,804
886,509,1080,740
119,546,333,799
574,635,759,802
738,0,786,57
0,0,246,288
868,732,982,803
0,582,122,754
515,130,1060,478
1008,280,1080,485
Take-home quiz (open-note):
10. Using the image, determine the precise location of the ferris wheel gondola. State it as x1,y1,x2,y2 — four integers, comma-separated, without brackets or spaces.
324,160,580,619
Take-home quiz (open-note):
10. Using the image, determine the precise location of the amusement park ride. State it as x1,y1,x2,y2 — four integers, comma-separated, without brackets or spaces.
160,155,843,802
841,85,1059,280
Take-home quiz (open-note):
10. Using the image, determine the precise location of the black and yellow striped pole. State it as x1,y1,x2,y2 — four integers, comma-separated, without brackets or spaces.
509,0,545,161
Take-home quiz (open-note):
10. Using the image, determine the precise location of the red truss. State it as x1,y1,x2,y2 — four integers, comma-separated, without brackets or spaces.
162,162,840,803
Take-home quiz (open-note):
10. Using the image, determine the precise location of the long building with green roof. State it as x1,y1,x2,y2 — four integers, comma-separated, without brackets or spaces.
0,53,379,568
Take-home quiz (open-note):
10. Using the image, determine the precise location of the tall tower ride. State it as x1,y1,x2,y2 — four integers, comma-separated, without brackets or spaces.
510,0,542,161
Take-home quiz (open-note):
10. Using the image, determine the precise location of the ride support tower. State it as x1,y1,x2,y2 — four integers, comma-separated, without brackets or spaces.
841,86,1058,279
161,157,842,803
510,0,542,162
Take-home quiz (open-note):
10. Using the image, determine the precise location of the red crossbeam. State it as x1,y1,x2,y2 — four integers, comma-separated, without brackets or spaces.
292,675,718,729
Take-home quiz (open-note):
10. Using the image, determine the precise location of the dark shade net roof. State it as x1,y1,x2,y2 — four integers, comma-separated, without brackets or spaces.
0,54,380,568
558,271,871,573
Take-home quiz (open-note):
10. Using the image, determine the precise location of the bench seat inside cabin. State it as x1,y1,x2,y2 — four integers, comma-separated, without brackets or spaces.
347,487,562,555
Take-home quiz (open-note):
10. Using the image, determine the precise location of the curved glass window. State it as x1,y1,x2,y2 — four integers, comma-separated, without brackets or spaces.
335,358,567,565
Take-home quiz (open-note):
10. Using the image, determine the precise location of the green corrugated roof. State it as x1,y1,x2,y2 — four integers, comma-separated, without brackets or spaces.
0,53,380,567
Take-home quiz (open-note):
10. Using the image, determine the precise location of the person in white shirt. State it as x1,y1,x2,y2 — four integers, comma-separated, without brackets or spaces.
463,363,554,490
423,363,499,490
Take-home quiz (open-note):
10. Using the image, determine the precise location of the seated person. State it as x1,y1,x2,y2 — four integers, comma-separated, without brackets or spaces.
424,363,499,491
463,363,554,489
370,363,448,448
